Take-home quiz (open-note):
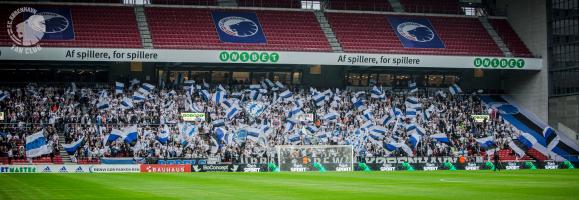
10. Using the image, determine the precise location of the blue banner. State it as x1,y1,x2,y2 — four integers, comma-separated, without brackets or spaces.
387,16,444,48
23,8,75,40
211,11,267,43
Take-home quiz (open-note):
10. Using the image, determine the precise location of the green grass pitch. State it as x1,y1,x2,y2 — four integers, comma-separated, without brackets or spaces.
1,170,578,200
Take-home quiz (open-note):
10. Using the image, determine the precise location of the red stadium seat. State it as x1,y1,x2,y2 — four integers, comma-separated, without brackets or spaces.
490,19,533,57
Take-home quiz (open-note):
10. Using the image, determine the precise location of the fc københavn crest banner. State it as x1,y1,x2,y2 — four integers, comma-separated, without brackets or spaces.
21,8,76,41
387,16,444,48
211,11,267,43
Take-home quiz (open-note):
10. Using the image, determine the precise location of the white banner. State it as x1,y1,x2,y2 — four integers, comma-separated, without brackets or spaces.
0,47,543,70
88,164,141,173
37,165,92,173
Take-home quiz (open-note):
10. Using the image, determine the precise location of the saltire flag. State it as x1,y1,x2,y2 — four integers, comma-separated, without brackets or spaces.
199,90,211,101
284,118,298,132
25,130,51,158
123,126,138,144
213,90,226,104
287,106,303,118
313,93,325,107
449,84,462,95
115,82,124,94
62,137,84,154
288,133,301,145
133,92,145,101
323,112,338,121
120,97,133,110
246,127,261,141
107,129,125,143
362,109,374,121
96,101,110,110
226,106,240,120
508,140,526,157
352,97,365,111
408,133,421,149
0,91,7,101
279,90,293,100
139,83,155,95
157,125,170,144
476,136,496,149
431,133,450,143
212,119,225,127
408,82,418,93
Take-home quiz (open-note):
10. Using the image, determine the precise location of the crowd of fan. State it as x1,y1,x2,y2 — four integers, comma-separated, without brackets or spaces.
0,81,524,164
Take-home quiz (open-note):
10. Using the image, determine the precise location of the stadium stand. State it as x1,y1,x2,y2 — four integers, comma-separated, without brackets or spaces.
0,5,142,48
400,0,461,14
145,8,331,51
328,0,392,12
150,0,217,6
0,82,536,164
326,12,503,56
490,19,534,57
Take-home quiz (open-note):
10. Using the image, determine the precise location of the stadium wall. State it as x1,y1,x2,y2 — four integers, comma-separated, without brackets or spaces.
498,0,549,122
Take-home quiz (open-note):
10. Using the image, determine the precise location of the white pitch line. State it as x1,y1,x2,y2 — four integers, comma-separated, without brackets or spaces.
439,178,469,183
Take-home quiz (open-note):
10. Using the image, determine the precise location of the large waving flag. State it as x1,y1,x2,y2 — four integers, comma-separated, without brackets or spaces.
408,133,421,149
25,130,51,158
139,83,155,95
431,133,450,143
405,97,421,109
508,140,526,157
449,84,462,95
405,108,417,119
114,82,124,94
385,142,413,156
157,125,170,144
476,136,496,149
543,127,558,151
107,129,125,143
123,126,138,144
62,137,84,154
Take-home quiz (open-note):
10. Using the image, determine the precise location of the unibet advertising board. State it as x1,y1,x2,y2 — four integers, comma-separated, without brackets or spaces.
0,47,543,70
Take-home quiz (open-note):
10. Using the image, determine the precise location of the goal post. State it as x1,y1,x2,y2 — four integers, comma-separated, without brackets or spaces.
276,145,354,172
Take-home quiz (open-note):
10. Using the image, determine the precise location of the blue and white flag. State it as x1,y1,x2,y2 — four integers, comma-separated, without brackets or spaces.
361,120,373,130
246,127,261,141
120,97,133,110
381,115,396,126
405,97,421,109
246,102,265,118
369,126,387,140
304,125,318,135
212,119,225,127
323,112,338,121
224,132,235,145
449,84,462,95
249,90,261,101
25,130,51,158
115,82,124,94
183,80,195,86
226,106,240,120
288,133,301,145
431,133,450,143
138,83,155,95
191,103,203,113
182,123,197,137
362,109,374,121
199,90,211,101
284,118,298,132
543,127,559,151
424,105,435,121
387,16,445,48
405,123,425,135
405,108,417,119
107,129,125,143
313,93,325,107
279,90,293,100
287,106,303,118
133,92,146,101
157,125,170,144
249,84,261,90
370,86,385,99
212,11,267,43
123,126,138,144
408,133,421,149
316,131,329,142
408,82,418,93
476,136,495,149
275,81,284,89
130,78,140,87
0,91,7,101
96,101,110,110
215,127,227,145
62,137,84,154
213,90,226,104
352,97,365,111
435,90,447,98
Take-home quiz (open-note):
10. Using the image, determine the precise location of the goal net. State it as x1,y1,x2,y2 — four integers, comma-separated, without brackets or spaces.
276,145,354,172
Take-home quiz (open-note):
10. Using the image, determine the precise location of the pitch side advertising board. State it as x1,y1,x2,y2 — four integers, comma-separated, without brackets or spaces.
140,164,191,173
